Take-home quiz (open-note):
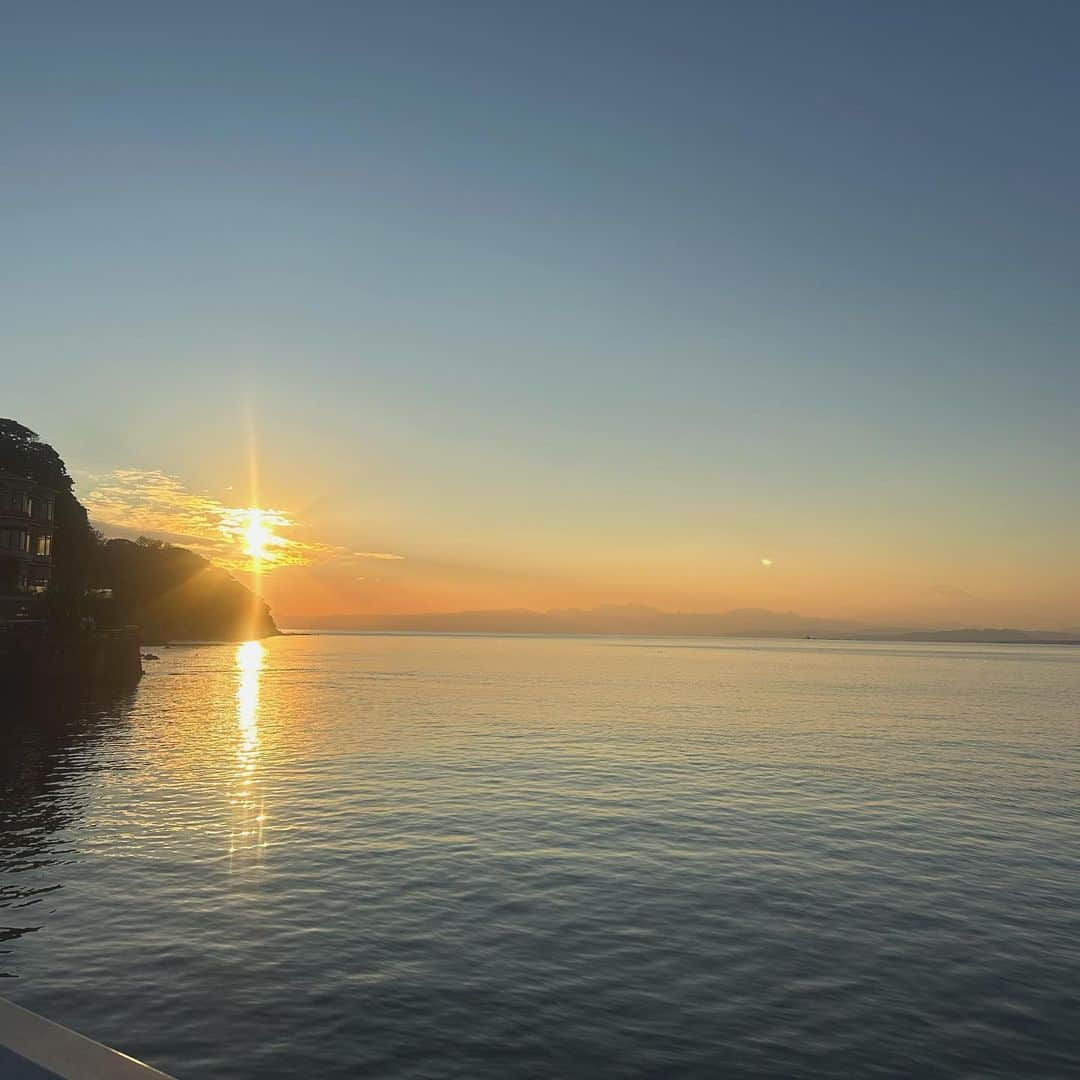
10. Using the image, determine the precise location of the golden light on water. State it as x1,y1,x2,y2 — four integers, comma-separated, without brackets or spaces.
236,639,263,762
231,639,267,865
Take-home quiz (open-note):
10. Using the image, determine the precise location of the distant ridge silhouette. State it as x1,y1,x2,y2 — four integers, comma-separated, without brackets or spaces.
281,606,1079,644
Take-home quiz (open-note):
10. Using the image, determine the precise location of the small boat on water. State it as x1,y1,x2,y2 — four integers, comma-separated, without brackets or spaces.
0,998,172,1078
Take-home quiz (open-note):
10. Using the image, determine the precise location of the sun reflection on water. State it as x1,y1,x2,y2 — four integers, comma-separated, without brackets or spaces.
230,640,267,867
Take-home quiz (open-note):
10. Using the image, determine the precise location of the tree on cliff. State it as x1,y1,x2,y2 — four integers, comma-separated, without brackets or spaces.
0,420,72,485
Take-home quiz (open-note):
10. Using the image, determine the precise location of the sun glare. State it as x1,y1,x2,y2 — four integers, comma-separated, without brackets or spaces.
243,510,275,562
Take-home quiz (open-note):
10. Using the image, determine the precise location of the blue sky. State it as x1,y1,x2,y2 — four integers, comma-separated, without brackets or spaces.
4,2,1078,622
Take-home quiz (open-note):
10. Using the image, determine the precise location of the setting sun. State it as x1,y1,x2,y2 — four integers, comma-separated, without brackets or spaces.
243,510,275,562
203,505,303,573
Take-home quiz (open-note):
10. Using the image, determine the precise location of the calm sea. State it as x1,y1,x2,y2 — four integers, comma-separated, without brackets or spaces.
1,634,1078,1078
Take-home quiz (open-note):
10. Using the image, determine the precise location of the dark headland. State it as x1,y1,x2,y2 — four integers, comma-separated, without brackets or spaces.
1,420,278,700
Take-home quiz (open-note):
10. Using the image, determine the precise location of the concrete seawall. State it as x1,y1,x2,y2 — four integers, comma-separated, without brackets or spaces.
0,623,143,698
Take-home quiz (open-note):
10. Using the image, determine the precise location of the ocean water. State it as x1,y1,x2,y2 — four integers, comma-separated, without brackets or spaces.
1,633,1078,1079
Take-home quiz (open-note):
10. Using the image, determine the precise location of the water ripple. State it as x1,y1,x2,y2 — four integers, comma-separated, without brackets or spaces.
1,635,1078,1078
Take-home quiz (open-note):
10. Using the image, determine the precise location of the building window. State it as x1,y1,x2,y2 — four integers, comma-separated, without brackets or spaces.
0,531,33,553
36,535,53,557
21,494,33,517
45,498,55,522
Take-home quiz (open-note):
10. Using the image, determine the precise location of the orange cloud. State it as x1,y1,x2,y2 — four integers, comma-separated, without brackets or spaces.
82,469,402,573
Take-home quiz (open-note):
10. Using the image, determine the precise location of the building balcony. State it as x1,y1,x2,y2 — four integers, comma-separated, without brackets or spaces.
0,510,56,526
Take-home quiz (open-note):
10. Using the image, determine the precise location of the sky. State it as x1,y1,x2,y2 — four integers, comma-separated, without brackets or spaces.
4,1,1079,627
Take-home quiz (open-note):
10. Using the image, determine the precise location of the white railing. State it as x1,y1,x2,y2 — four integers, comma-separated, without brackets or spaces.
0,998,175,1079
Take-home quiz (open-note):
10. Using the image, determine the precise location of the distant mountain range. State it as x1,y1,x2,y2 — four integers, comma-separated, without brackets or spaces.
280,605,1080,644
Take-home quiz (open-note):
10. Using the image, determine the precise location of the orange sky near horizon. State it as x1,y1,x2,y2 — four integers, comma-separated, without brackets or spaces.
78,465,1079,629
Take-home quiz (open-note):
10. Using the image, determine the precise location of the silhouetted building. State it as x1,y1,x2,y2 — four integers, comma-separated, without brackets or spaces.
0,473,57,619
